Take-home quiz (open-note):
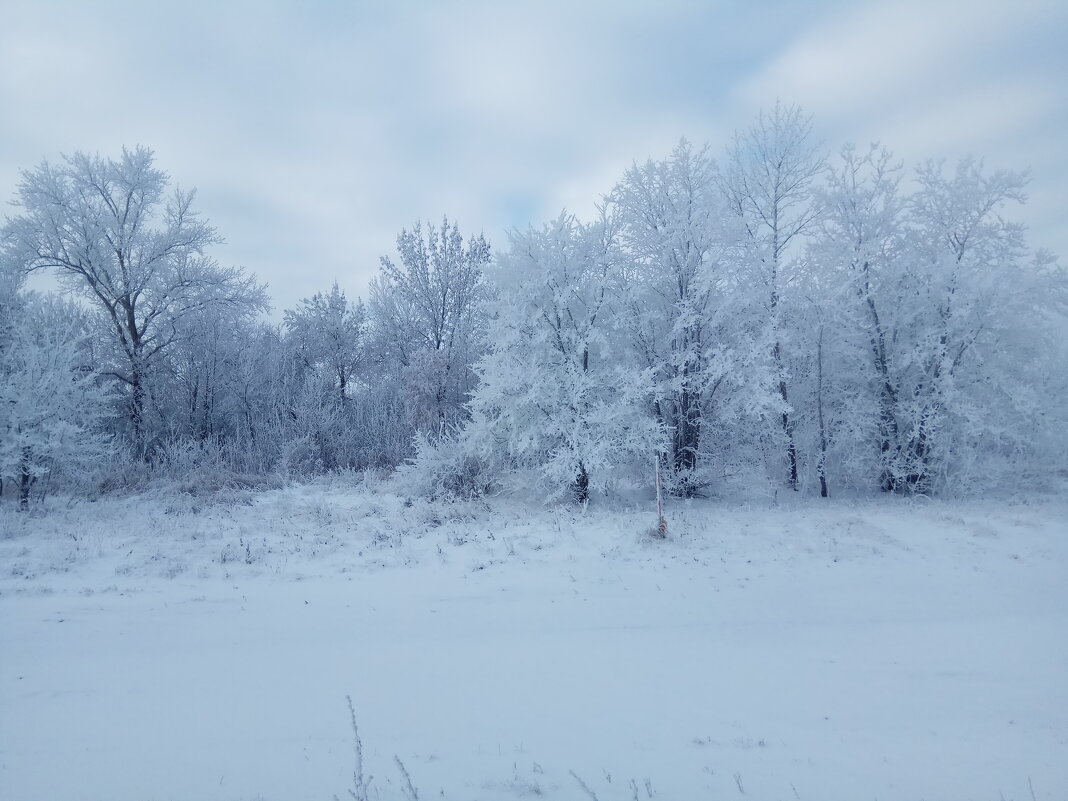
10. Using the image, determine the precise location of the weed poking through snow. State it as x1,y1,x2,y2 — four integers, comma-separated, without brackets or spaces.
337,696,421,801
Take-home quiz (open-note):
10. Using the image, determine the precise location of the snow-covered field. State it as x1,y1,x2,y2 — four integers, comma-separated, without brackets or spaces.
1,482,1066,801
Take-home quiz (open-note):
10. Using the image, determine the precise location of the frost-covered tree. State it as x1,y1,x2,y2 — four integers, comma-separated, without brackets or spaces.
610,142,718,494
809,149,1068,494
0,263,25,502
785,247,877,498
721,103,825,490
285,282,366,407
147,296,270,451
236,283,412,475
610,140,770,495
2,146,265,454
211,321,305,473
369,217,490,434
896,157,1065,492
468,211,660,501
0,294,113,508
808,144,909,492
0,256,23,354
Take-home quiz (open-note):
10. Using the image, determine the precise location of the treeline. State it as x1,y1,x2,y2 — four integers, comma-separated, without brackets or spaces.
2,105,1066,507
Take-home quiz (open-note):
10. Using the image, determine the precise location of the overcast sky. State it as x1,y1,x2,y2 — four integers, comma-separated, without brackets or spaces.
2,0,1065,316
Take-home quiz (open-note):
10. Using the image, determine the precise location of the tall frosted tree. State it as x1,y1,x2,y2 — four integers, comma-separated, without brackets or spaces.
897,157,1058,492
610,140,770,494
468,211,660,501
159,302,267,446
285,282,366,408
2,146,265,454
810,144,908,491
369,217,490,434
809,149,1068,493
610,141,717,494
721,103,825,490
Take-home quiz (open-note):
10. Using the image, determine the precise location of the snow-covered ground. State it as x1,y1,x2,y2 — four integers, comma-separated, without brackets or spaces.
1,482,1066,801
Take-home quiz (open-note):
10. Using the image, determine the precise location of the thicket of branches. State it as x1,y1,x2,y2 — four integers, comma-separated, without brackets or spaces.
3,107,1066,508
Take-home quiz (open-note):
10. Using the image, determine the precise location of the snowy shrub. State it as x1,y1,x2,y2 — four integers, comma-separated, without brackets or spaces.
393,430,493,501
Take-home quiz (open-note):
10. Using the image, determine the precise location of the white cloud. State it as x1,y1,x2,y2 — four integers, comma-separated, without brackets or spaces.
736,0,1060,115
2,0,1065,316
734,0,1068,259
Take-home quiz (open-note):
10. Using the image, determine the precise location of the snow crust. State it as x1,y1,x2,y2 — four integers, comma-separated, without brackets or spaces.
2,484,1066,800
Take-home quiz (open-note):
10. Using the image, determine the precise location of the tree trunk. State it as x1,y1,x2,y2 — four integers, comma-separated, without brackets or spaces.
905,415,933,494
574,461,590,503
878,392,900,493
670,325,702,498
863,286,901,493
772,340,799,490
673,386,701,497
18,448,33,510
131,369,147,457
781,382,798,490
816,326,829,498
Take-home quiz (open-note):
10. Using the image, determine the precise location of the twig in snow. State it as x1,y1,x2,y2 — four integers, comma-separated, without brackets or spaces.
733,771,745,795
394,755,419,801
345,695,369,801
569,769,601,801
